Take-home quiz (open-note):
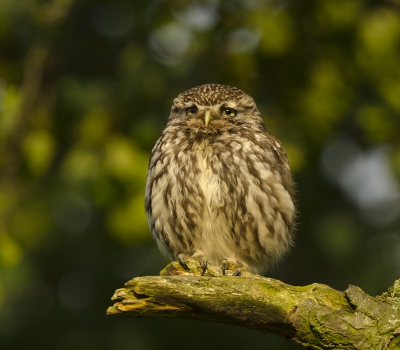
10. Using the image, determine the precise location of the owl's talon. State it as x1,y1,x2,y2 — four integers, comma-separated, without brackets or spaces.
221,260,227,275
220,258,246,276
201,257,207,276
232,269,242,277
178,254,190,270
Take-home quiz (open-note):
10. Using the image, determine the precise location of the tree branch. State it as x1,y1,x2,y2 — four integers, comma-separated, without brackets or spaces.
107,258,400,349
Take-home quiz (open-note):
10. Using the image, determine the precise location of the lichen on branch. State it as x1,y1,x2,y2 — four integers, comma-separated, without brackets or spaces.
107,258,400,350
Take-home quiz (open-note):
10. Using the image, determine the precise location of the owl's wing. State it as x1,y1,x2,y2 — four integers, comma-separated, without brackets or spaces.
263,131,291,171
260,130,295,199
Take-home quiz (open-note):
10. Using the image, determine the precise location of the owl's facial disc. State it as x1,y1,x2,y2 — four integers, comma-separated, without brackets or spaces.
181,103,237,129
185,105,217,127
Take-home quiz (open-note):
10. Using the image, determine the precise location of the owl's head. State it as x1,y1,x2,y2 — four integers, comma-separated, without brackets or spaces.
168,84,265,131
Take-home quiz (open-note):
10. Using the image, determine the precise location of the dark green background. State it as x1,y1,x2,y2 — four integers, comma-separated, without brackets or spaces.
1,1,400,349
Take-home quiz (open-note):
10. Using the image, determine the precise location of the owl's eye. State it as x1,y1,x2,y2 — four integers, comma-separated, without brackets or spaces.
186,106,198,116
222,107,237,117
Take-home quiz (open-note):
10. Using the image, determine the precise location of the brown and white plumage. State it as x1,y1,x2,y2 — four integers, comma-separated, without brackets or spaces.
145,83,295,274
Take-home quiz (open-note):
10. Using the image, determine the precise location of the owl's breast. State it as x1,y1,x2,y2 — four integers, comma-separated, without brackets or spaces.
188,136,239,205
196,152,225,210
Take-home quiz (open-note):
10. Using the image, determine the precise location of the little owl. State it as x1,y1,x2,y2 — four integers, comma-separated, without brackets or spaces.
145,84,295,275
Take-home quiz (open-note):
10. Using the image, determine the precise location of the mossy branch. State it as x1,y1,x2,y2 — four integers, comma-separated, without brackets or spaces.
107,258,400,350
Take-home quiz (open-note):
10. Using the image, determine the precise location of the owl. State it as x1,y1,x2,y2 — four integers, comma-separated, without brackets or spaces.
145,84,295,275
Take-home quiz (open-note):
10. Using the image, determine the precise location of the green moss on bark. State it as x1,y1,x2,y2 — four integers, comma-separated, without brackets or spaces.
108,259,400,350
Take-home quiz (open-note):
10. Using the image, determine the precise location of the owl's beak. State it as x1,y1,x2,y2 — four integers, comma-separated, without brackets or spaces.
204,110,213,127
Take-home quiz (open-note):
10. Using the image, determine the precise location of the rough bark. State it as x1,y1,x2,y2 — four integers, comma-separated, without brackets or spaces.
107,258,400,350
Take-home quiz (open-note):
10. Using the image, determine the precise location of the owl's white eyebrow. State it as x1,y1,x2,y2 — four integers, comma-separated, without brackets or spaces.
220,103,237,109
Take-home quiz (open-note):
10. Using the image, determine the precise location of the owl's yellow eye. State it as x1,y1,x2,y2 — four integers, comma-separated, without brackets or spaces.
186,106,198,116
222,108,237,117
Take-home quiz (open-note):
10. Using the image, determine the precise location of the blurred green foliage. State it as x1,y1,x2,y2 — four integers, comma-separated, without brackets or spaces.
0,0,400,349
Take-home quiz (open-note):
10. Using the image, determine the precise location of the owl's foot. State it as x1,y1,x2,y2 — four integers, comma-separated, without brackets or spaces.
178,250,207,275
177,254,190,270
164,254,251,277
221,258,247,276
176,253,248,276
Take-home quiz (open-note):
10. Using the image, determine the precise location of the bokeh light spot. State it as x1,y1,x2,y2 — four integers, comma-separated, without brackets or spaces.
0,234,22,267
226,28,260,54
148,22,192,66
